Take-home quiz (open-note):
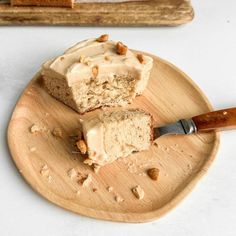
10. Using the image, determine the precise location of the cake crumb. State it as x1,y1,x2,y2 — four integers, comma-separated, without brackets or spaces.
132,185,144,200
78,173,92,187
147,168,159,181
67,168,77,179
52,127,63,138
40,164,49,177
30,124,45,133
76,190,80,195
107,186,113,192
115,195,124,203
29,147,36,152
92,164,100,174
47,175,52,183
83,158,93,166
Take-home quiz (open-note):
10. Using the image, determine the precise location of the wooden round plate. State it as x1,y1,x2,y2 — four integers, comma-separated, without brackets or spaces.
7,53,219,223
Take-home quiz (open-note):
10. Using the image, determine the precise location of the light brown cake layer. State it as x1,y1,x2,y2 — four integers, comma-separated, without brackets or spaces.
11,0,74,7
81,108,153,166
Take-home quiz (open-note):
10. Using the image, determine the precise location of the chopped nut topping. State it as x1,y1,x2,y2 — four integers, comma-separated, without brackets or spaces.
76,140,87,154
92,188,98,192
92,66,99,78
137,54,145,64
107,186,113,192
76,190,80,195
60,57,65,61
96,34,109,42
52,127,63,138
92,164,100,174
132,185,144,200
147,168,159,181
67,168,77,179
115,195,124,203
116,42,128,55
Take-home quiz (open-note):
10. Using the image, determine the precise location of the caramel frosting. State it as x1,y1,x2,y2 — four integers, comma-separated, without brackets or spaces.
42,38,153,87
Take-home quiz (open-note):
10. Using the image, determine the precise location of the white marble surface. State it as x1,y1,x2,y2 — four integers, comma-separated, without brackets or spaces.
0,0,236,235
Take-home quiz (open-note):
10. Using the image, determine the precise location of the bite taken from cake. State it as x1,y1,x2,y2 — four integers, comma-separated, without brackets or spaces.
77,108,153,166
42,34,153,114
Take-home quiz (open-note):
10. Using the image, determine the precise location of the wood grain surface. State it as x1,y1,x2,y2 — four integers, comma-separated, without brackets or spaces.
7,52,219,222
0,0,194,26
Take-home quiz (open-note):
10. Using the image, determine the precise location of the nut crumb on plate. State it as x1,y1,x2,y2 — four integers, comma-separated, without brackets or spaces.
30,124,45,133
52,127,63,138
67,168,77,179
132,185,144,200
107,186,113,192
78,173,92,187
29,147,36,152
92,164,100,173
40,164,49,177
147,168,159,181
115,195,124,203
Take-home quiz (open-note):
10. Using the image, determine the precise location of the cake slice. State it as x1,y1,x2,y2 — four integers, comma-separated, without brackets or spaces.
78,108,153,166
42,35,153,114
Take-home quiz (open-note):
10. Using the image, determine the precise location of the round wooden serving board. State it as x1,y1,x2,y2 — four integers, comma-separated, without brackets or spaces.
7,53,219,223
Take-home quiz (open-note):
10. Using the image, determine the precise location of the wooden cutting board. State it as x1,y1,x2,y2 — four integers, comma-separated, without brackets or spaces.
7,52,219,222
0,0,194,26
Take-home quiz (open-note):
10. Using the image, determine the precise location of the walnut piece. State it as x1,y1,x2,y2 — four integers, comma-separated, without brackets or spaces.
76,140,87,154
116,42,128,55
147,168,159,181
96,34,109,42
137,54,145,64
132,185,144,200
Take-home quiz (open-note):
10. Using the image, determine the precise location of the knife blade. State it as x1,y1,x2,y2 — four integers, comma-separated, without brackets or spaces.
154,107,236,140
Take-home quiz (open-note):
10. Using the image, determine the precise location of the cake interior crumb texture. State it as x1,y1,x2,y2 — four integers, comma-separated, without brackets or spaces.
82,109,152,166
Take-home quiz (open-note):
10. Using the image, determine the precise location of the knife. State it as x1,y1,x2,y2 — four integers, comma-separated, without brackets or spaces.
154,108,236,139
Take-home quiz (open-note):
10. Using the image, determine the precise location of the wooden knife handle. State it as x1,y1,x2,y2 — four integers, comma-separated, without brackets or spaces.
192,108,236,132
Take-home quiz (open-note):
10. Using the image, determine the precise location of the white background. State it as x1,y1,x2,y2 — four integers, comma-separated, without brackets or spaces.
1,1,236,235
